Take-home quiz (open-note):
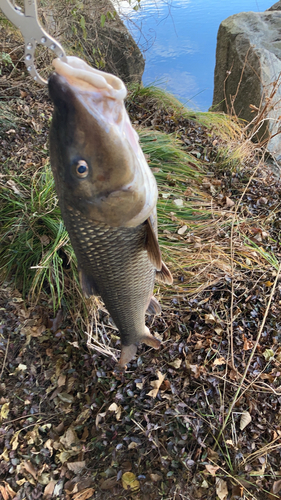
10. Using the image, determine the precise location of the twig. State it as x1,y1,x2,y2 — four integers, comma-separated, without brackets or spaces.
0,335,10,379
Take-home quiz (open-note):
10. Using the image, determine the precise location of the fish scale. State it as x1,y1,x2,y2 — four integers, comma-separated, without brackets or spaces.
65,207,155,346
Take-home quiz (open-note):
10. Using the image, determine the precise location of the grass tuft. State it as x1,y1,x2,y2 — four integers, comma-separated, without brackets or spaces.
0,165,77,310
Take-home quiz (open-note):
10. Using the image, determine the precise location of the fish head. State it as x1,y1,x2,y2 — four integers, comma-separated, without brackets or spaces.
48,57,157,227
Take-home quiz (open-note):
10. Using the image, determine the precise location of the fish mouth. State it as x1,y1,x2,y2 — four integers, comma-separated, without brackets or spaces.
52,56,127,99
48,72,76,109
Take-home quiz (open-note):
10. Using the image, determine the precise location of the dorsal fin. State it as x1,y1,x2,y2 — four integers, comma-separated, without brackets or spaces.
145,216,162,271
156,261,173,285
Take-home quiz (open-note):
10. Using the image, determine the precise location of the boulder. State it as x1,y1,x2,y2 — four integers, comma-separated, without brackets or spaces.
40,0,144,84
267,1,281,11
212,11,281,160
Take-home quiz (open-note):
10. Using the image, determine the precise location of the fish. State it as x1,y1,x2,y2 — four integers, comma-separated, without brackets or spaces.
48,56,173,367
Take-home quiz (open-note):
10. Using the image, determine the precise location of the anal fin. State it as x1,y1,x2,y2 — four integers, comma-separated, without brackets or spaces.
141,326,161,349
118,327,161,368
118,344,138,368
78,269,98,298
156,261,173,285
145,216,162,271
146,295,161,315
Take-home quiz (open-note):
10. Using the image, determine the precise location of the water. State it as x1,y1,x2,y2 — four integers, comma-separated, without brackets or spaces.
114,0,276,111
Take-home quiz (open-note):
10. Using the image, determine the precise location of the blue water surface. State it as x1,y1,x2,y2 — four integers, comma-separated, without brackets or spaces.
115,0,276,111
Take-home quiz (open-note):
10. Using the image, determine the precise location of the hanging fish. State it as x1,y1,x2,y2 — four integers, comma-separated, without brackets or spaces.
48,56,173,367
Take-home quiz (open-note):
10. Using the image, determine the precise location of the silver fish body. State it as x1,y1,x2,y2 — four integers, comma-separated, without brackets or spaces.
48,57,172,366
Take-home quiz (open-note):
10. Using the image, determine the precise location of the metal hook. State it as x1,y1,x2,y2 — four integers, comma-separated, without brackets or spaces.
0,0,67,85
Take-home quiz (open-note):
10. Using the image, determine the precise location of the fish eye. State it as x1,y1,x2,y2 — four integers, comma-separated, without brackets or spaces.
75,160,89,178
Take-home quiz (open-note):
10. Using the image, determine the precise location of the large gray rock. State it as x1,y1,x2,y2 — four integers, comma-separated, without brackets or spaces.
267,1,281,11
212,11,281,160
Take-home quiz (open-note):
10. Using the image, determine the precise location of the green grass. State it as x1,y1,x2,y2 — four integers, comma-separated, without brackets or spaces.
0,166,77,310
126,83,244,137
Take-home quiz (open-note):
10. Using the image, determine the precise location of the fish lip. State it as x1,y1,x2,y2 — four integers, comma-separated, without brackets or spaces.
48,72,77,106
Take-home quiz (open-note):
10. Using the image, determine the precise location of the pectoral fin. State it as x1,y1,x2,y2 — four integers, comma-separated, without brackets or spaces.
156,261,173,285
78,269,98,298
145,216,162,270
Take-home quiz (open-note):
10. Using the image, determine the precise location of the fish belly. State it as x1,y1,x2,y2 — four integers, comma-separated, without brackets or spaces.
64,206,155,346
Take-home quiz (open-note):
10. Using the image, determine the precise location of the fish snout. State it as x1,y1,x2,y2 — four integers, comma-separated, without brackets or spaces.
48,73,76,108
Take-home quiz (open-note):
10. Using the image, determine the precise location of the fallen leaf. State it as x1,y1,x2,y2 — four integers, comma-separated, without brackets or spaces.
0,482,16,499
57,392,74,404
231,485,244,498
204,313,216,324
240,411,252,430
10,431,20,451
128,441,139,450
150,473,162,482
6,179,22,196
0,484,9,500
14,363,27,374
59,427,80,450
72,488,95,500
0,448,9,461
57,450,78,464
122,472,140,492
0,402,10,421
243,335,254,351
263,349,274,362
40,235,50,246
225,439,236,449
272,479,281,495
168,358,182,369
74,409,91,426
173,198,183,207
160,379,171,391
207,448,219,461
49,309,64,333
43,480,57,498
96,411,106,428
214,326,223,335
147,371,166,398
100,477,117,490
225,196,234,207
178,225,187,235
216,478,228,500
22,460,38,480
213,357,226,366
67,461,86,474
43,439,53,456
108,402,122,420
205,464,219,476
57,374,66,387
15,479,26,486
